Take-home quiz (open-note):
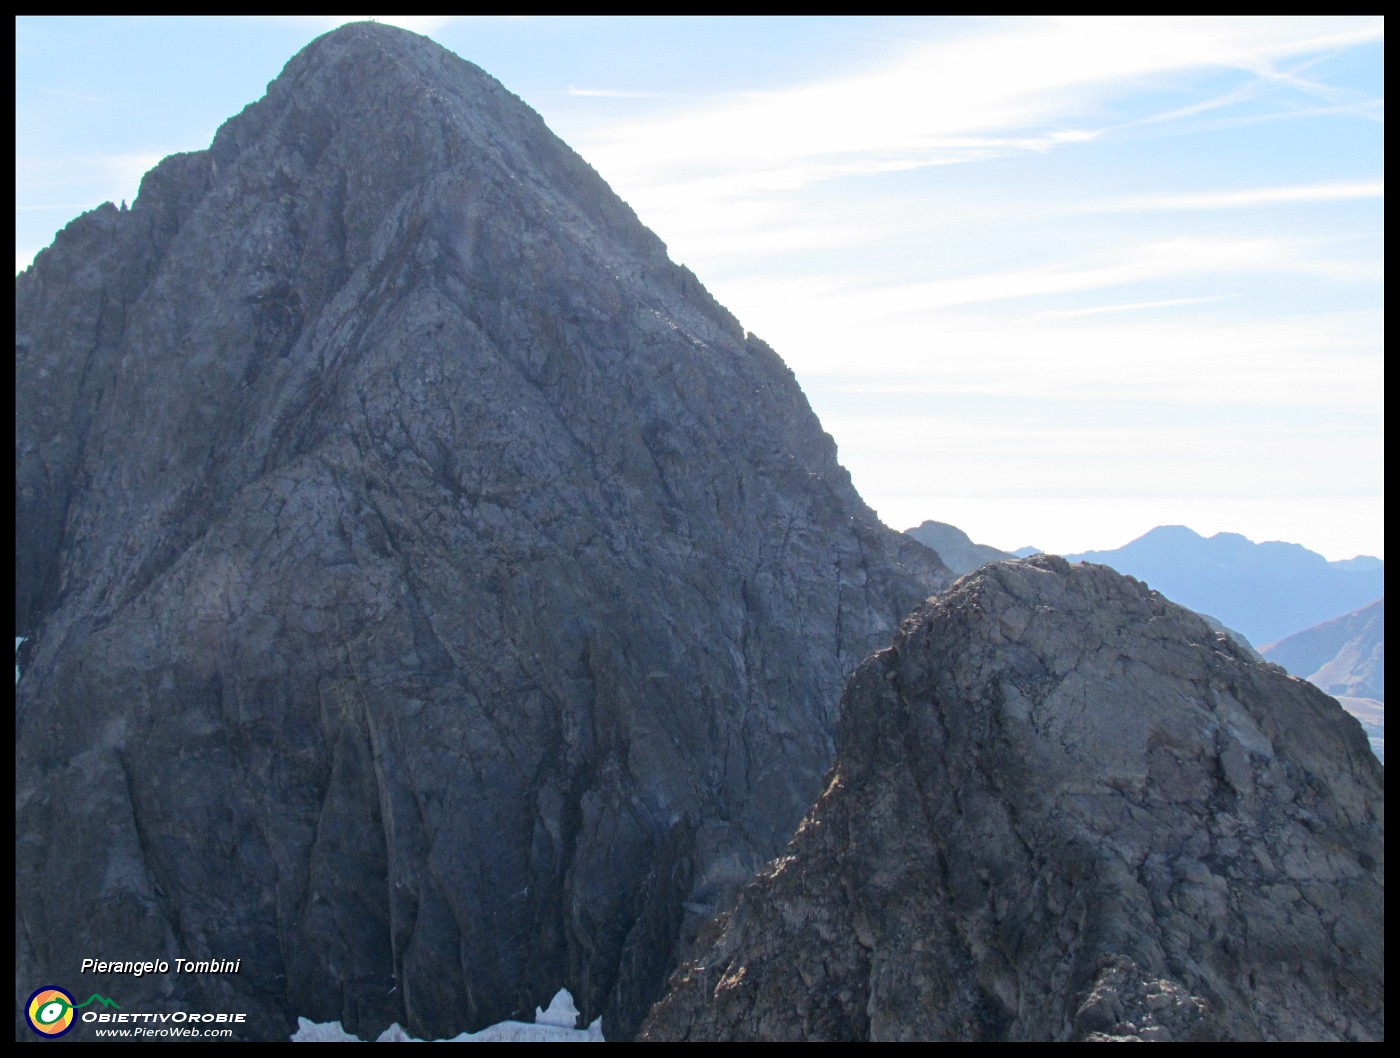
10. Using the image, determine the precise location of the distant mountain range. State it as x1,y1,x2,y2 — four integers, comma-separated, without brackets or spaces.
1262,599,1384,701
905,520,1017,576
903,520,1386,648
1065,525,1383,647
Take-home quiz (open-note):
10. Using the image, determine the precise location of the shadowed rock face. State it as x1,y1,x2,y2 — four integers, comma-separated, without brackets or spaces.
14,23,948,1041
642,556,1384,1042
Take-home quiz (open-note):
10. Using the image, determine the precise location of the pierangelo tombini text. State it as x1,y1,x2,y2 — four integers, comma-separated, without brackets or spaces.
80,959,241,976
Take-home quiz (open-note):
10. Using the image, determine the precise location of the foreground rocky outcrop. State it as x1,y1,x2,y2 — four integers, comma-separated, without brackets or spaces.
15,23,948,1041
642,557,1384,1041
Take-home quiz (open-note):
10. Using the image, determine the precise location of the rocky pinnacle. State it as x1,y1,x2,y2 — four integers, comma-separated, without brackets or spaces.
642,557,1384,1041
15,22,948,1042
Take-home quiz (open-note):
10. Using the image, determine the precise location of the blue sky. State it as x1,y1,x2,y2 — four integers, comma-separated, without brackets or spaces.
16,16,1385,559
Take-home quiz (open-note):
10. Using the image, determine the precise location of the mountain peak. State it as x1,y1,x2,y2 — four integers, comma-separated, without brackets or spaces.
17,26,947,1042
1141,523,1200,540
255,19,497,109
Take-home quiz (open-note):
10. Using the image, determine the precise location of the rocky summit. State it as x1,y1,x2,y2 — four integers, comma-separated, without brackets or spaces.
642,556,1384,1042
15,23,948,1041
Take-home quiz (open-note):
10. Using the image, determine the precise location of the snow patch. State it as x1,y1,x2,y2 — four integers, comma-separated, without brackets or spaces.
291,1019,361,1042
535,989,581,1028
291,989,604,1042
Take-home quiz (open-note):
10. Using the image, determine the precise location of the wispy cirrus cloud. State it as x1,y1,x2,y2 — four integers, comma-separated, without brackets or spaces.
1034,295,1234,319
31,85,107,103
563,16,1382,306
581,17,1382,193
565,86,655,99
1076,180,1384,214
776,236,1374,320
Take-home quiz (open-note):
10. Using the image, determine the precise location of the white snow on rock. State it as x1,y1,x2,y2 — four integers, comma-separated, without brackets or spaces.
535,989,581,1028
291,1019,361,1042
291,989,604,1042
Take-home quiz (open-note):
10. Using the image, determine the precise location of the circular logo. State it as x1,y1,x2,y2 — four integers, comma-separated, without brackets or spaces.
26,986,77,1037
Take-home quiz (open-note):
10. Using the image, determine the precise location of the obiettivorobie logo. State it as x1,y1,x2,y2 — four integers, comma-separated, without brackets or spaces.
24,961,249,1038
25,986,120,1037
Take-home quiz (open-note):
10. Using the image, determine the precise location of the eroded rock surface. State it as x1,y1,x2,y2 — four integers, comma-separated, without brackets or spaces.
642,556,1384,1041
14,22,947,1041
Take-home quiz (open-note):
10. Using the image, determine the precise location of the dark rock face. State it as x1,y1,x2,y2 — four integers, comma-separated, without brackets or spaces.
642,556,1384,1042
14,23,947,1042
